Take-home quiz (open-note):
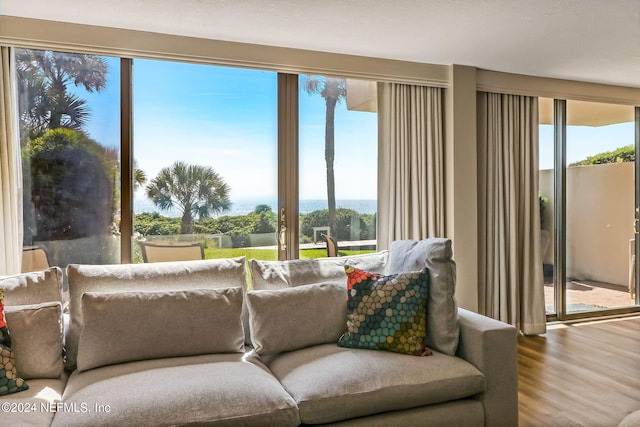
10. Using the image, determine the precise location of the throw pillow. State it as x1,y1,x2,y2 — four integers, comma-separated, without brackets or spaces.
5,302,64,379
0,288,29,395
76,287,245,372
338,266,432,357
247,282,346,355
387,238,459,356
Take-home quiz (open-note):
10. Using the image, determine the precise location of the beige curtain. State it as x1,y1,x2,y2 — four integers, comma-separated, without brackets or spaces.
477,92,546,335
0,46,23,275
377,83,444,250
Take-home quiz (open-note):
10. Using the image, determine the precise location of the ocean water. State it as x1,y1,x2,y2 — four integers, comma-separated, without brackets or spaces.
133,196,376,217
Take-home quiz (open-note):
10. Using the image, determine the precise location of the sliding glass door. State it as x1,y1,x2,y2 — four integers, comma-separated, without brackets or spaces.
298,75,377,259
132,59,279,263
542,98,640,319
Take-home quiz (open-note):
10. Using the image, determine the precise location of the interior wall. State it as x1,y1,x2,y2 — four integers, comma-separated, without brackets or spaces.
445,65,478,311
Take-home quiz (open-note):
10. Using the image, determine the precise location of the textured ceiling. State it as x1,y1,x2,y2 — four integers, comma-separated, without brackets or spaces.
2,0,640,88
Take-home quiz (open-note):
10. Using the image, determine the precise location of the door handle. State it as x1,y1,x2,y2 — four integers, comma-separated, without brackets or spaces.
634,218,639,234
278,208,287,250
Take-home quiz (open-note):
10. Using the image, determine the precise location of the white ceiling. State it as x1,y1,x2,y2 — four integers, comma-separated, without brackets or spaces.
2,0,640,88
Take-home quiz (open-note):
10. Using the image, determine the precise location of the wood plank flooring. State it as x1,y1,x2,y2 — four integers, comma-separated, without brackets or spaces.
518,316,640,427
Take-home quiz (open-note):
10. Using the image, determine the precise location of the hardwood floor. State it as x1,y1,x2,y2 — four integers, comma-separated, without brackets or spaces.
518,316,640,426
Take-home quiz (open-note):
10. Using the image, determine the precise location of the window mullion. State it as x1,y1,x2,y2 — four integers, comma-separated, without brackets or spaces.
277,73,299,260
120,58,133,263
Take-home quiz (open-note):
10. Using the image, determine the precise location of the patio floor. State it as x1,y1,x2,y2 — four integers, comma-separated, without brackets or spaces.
544,279,636,314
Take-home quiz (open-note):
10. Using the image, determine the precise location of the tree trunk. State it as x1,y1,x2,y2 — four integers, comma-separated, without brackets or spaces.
181,210,194,234
325,97,337,237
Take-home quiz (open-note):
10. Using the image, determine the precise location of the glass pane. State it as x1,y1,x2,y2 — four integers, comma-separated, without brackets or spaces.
538,98,556,315
132,60,277,264
18,49,121,270
298,76,377,259
565,100,636,313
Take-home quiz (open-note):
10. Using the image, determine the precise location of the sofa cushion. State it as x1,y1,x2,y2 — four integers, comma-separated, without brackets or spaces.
266,343,484,424
318,399,484,427
338,266,431,356
250,251,388,290
66,258,247,369
387,238,459,355
0,267,63,306
53,353,300,427
77,288,245,372
5,302,63,379
247,282,346,355
0,289,29,396
0,375,67,427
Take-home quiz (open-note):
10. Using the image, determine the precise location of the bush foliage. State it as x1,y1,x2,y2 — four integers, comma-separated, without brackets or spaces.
134,206,375,246
570,145,634,166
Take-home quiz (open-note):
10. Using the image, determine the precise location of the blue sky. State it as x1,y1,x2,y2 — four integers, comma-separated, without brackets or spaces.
79,56,378,203
77,55,635,200
539,121,634,170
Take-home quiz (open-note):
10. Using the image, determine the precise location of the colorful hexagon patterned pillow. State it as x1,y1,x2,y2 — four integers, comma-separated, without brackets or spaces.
0,288,29,396
338,265,432,356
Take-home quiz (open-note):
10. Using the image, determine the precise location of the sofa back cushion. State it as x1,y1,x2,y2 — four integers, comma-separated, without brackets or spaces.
76,288,245,371
250,251,388,290
247,282,346,355
0,267,63,306
66,258,247,369
387,238,459,356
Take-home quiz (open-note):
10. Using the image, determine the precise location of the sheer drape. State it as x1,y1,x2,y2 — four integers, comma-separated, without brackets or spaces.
477,92,546,335
0,46,22,275
377,83,444,250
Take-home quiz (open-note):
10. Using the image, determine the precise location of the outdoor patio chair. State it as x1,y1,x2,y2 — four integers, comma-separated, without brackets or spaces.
321,234,339,257
138,241,205,263
22,245,52,273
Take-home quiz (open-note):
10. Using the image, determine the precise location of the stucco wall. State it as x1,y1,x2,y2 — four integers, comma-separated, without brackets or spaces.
539,162,634,287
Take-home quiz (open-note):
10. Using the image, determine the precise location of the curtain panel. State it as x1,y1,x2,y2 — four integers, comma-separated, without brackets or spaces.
0,46,22,276
477,91,546,335
377,83,444,250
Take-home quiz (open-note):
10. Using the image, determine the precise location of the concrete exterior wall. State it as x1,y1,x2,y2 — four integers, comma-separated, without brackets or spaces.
539,162,634,287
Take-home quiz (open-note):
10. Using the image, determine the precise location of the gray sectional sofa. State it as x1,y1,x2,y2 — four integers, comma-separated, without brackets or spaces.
0,238,518,426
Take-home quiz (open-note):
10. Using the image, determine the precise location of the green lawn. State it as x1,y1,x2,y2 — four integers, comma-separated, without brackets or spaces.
204,248,374,260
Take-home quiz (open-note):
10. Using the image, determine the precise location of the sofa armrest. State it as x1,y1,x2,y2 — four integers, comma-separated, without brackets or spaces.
456,308,518,427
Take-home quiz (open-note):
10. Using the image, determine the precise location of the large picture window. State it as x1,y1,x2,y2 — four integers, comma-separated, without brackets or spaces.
15,50,378,268
132,60,278,262
17,49,121,269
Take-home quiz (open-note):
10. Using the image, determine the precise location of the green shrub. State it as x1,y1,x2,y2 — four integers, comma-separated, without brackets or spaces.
570,145,634,166
300,208,375,241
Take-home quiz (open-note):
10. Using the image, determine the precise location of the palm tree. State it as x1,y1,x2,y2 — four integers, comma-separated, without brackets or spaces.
146,161,231,234
301,76,347,235
16,49,108,143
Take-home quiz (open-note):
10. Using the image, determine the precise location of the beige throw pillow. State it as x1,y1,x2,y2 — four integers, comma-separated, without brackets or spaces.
387,238,459,356
247,282,346,355
77,288,245,372
5,302,64,379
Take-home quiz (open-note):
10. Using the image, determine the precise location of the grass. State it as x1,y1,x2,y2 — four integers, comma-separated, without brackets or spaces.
204,248,374,260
